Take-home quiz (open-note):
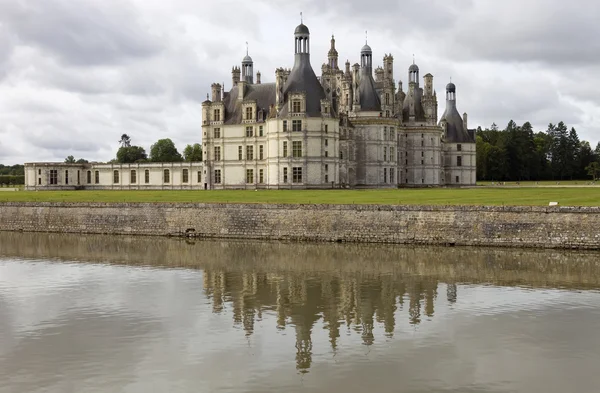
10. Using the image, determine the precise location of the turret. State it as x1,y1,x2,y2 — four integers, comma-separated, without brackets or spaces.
409,63,419,85
242,48,254,84
360,43,373,74
256,71,261,84
211,83,222,102
232,66,241,86
423,73,433,96
383,54,394,83
328,35,339,69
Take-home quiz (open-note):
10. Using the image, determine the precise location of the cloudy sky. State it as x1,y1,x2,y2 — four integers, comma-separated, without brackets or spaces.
0,0,598,164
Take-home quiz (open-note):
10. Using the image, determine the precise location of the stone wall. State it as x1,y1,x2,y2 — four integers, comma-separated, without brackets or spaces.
1,202,599,249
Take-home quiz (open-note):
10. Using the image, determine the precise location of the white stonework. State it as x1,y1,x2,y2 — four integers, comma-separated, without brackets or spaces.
202,22,476,189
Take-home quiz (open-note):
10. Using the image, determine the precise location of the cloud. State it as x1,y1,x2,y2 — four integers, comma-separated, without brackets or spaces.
0,0,598,164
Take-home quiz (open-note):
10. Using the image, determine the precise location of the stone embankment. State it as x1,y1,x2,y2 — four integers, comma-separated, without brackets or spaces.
0,202,599,249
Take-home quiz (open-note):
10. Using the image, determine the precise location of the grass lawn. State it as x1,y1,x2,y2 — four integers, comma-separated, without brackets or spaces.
0,188,599,206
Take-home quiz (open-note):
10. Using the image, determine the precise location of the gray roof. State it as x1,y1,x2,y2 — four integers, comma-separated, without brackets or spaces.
439,102,474,143
361,44,372,53
294,23,310,35
222,83,276,124
402,87,425,122
242,55,253,63
446,82,456,92
280,53,326,117
359,70,381,111
409,63,419,72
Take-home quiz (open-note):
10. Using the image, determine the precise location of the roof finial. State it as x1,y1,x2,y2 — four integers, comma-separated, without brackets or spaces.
450,76,452,82
206,93,209,100
365,30,368,44
246,41,248,56
300,12,303,24
413,54,415,64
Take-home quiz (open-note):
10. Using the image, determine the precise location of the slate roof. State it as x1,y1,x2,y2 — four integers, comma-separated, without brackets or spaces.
439,103,475,143
359,70,381,111
222,83,276,124
279,54,326,117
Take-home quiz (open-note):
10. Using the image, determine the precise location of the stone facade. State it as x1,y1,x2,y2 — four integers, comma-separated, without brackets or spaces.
1,202,599,249
24,162,204,191
202,22,476,189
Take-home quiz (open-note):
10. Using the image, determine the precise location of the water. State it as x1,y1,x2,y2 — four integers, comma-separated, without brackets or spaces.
1,233,600,393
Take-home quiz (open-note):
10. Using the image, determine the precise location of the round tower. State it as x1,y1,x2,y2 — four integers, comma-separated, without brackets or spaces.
242,47,254,84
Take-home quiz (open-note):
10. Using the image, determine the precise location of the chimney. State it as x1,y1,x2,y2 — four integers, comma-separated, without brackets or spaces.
463,112,468,130
211,83,222,102
256,71,261,84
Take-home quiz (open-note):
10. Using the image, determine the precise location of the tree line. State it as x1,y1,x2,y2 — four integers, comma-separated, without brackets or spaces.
111,134,202,164
477,121,600,181
0,164,25,186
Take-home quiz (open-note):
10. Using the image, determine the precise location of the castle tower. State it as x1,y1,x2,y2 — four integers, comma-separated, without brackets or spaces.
422,73,437,124
211,83,222,102
328,35,339,69
241,45,254,84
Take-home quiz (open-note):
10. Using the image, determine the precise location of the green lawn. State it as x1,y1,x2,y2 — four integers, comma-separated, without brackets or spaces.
0,188,599,206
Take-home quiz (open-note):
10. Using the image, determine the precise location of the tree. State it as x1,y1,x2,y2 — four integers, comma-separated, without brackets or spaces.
183,143,203,162
149,138,183,162
65,155,76,163
76,158,89,164
585,162,600,181
119,134,131,147
116,146,147,163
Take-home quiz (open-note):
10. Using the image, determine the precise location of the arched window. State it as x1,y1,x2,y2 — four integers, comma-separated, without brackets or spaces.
145,169,150,184
182,169,189,183
163,169,170,183
87,171,91,184
113,170,119,184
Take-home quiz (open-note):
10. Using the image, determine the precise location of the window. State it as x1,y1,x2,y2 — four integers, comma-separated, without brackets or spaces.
421,140,424,147
325,139,328,147
283,141,288,158
259,145,264,160
214,128,221,138
292,167,302,183
113,170,119,184
325,174,329,183
283,167,288,183
38,169,41,175
238,146,243,160
292,100,301,113
246,169,254,183
384,168,387,183
385,93,390,105
246,145,254,160
65,170,69,185
259,126,264,136
283,120,288,132
386,110,390,117
390,168,395,183
259,169,264,183
456,176,460,183
131,170,137,184
325,151,329,157
215,169,222,184
292,120,302,131
95,171,100,184
325,124,328,133
245,107,253,120
390,147,395,162
457,144,462,151
50,170,58,185
292,141,302,158
38,178,41,185
145,170,150,184
457,156,462,167
384,147,387,161
325,164,328,171
384,127,388,141
246,126,253,137
77,170,80,185
87,171,91,184
213,109,220,122
214,146,221,161
421,151,424,157
163,169,170,183
197,171,202,183
182,169,189,183
340,151,343,159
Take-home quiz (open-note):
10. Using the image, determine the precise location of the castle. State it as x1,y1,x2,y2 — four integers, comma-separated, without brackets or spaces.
24,21,475,190
201,21,476,189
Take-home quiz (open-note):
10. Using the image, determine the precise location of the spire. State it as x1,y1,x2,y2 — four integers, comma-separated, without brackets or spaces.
365,30,368,45
300,11,303,23
246,41,248,56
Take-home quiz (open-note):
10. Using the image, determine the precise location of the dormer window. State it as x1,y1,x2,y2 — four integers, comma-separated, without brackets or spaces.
245,107,253,120
292,100,301,113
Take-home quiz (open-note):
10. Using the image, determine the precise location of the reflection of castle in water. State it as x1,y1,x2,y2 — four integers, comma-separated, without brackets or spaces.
203,271,456,372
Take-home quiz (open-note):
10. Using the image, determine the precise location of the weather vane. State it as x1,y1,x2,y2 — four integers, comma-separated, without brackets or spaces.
413,54,415,64
246,41,248,55
365,30,368,44
300,12,303,23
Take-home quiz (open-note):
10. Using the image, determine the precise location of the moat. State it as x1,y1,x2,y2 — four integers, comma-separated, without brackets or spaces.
1,232,599,393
